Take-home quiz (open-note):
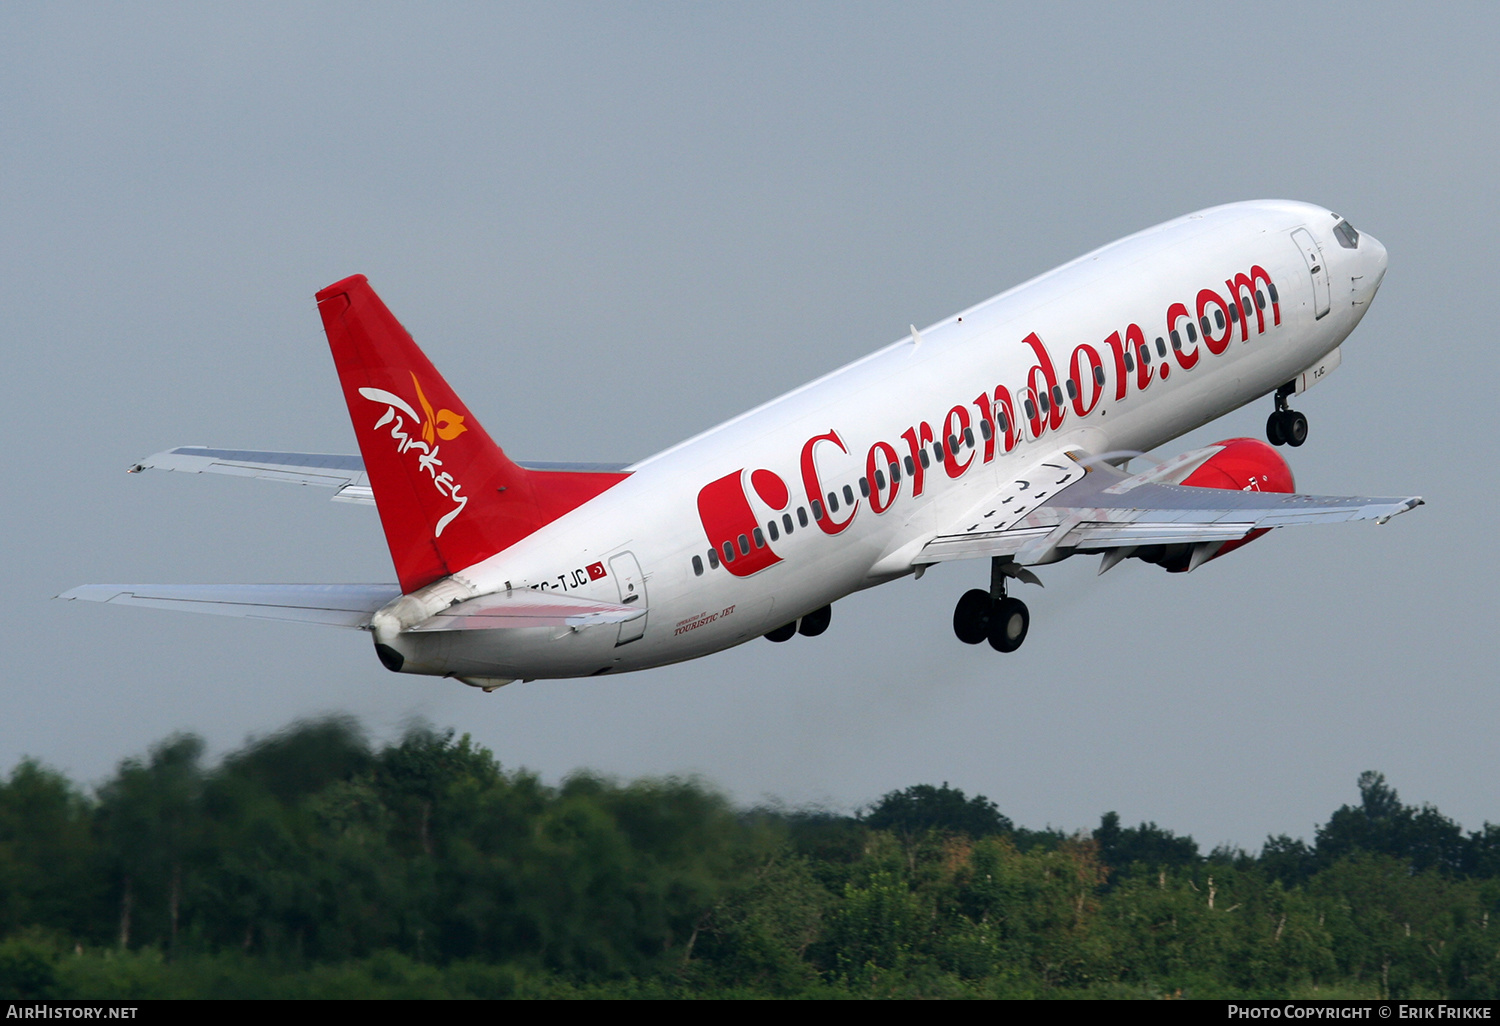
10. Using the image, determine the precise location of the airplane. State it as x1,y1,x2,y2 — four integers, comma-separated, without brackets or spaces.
62,200,1423,691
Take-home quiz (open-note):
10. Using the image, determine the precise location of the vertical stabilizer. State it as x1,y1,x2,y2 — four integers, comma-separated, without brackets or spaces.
317,275,626,593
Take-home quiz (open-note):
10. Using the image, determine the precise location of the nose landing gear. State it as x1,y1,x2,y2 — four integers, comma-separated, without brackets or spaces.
952,558,1033,653
1266,383,1308,447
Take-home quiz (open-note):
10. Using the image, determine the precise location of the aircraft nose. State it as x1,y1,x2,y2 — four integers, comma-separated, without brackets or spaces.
1362,232,1388,291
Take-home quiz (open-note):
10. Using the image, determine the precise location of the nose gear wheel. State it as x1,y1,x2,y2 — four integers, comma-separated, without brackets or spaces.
1266,384,1308,447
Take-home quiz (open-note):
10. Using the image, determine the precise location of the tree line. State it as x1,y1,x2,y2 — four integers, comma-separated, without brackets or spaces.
0,717,1496,998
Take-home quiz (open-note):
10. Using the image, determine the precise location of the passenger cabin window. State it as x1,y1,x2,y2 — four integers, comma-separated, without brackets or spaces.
827,492,839,513
783,513,794,534
752,527,765,549
798,506,809,527
1268,283,1279,304
1065,379,1077,400
737,534,750,556
979,419,993,440
903,455,915,476
1155,337,1167,357
1138,344,1150,365
919,448,930,469
723,541,735,563
843,484,855,505
890,461,901,483
1199,316,1211,336
692,555,704,576
1240,295,1252,316
1124,350,1135,372
859,477,869,498
1170,330,1181,351
1333,219,1359,249
1186,321,1197,342
1229,302,1239,324
1038,392,1050,414
767,520,779,541
1023,398,1037,420
1215,309,1226,329
1093,365,1105,386
811,500,824,521
997,411,1009,434
707,547,720,569
963,427,975,447
1256,290,1266,310
874,468,886,490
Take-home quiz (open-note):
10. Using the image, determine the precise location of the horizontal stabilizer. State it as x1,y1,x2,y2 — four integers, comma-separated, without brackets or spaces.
408,589,645,632
57,583,401,629
128,447,632,506
58,582,643,635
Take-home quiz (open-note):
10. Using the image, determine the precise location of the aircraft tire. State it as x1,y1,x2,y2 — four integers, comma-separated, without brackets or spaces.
798,604,832,637
1284,411,1308,447
765,621,797,643
953,589,992,644
1266,410,1286,446
987,597,1029,653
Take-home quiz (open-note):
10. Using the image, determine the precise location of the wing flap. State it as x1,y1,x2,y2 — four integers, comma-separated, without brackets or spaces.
58,583,402,628
918,449,1422,566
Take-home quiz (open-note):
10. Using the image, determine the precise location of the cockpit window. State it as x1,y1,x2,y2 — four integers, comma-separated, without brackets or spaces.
1333,219,1360,249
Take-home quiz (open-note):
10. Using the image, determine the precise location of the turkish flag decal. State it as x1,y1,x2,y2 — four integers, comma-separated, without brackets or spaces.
586,562,607,581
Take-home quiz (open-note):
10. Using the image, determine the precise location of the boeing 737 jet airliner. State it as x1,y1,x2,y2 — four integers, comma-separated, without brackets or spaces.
63,200,1422,690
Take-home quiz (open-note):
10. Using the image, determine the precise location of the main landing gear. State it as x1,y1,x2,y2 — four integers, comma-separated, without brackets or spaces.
953,558,1032,653
1266,383,1308,447
765,604,831,643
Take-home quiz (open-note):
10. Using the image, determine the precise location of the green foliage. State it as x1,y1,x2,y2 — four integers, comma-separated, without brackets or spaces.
0,721,1497,999
863,782,1012,839
1094,810,1200,879
0,761,101,940
0,932,62,999
1316,772,1469,876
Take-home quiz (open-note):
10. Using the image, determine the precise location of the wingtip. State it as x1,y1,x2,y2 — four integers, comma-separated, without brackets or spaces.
1376,496,1425,525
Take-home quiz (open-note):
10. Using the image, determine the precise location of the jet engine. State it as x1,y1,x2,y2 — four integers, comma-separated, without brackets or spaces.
1133,437,1294,573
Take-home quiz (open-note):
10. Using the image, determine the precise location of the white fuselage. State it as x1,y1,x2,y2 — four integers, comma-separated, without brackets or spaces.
385,200,1388,681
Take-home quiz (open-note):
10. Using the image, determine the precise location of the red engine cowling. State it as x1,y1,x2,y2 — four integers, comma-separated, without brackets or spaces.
1136,437,1294,573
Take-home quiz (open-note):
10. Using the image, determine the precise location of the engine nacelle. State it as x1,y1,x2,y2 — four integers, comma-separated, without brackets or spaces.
1134,437,1293,573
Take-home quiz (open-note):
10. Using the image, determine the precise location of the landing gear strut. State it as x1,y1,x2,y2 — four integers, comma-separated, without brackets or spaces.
1266,383,1308,447
952,558,1031,653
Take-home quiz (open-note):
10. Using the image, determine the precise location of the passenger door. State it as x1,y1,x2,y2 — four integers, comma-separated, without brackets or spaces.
1290,228,1331,320
609,551,647,646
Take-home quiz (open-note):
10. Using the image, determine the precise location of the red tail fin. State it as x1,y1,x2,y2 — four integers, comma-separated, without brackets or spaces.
317,275,627,593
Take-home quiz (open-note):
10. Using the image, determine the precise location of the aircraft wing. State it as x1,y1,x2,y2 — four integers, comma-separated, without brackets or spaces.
918,449,1423,569
57,582,643,632
129,447,633,506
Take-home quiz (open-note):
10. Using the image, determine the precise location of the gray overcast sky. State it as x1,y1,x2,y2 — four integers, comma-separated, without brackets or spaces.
3,2,1495,849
